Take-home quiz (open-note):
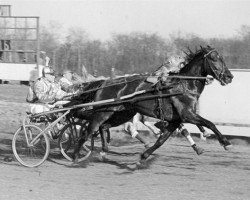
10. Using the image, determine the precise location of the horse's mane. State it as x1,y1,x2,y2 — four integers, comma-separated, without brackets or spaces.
151,46,214,77
184,45,213,63
179,45,214,73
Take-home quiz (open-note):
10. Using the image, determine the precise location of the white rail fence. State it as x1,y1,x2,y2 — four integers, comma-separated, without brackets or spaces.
185,69,250,137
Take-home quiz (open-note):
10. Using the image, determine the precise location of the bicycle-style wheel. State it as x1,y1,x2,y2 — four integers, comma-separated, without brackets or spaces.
58,122,91,162
12,124,50,167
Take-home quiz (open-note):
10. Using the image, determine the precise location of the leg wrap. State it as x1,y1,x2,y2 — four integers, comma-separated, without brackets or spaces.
186,135,195,146
144,121,160,135
180,125,195,146
124,122,138,138
130,127,139,138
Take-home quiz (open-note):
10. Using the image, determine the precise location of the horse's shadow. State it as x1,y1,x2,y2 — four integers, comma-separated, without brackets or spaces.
65,148,160,171
99,153,160,172
107,149,142,156
1,131,159,170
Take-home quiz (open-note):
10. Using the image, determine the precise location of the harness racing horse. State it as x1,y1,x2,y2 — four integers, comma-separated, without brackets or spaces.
69,45,233,163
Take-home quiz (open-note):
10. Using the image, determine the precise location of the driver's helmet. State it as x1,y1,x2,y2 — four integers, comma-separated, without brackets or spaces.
42,66,55,77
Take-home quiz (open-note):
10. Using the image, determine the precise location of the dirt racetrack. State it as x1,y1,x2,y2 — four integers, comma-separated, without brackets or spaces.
0,84,249,200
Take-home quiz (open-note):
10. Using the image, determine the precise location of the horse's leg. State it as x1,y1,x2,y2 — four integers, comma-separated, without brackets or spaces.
143,121,161,137
106,129,111,144
124,122,150,148
99,126,108,152
72,128,90,161
131,114,150,147
138,114,161,137
140,122,180,161
197,125,211,139
182,112,231,150
90,129,100,151
91,133,95,151
178,124,204,155
73,112,114,161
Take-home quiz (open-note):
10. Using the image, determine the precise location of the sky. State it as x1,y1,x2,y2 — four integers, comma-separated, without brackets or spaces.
1,0,250,41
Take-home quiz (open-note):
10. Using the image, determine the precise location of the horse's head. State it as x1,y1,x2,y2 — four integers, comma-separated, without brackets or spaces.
203,46,233,85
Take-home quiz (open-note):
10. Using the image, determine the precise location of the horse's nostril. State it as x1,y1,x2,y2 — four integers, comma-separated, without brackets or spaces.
226,77,233,83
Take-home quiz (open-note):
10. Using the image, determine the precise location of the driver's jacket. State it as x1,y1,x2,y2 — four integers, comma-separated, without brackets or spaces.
34,77,68,104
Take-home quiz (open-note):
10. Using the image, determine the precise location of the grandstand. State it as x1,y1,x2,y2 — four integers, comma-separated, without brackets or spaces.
0,5,41,84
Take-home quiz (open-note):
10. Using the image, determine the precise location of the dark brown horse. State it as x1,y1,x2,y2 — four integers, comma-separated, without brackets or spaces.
69,45,233,162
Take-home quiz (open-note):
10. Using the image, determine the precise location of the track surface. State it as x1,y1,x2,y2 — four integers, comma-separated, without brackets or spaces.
0,84,249,200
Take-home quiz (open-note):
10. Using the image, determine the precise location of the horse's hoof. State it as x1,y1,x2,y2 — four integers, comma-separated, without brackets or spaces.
200,134,207,141
192,144,204,155
99,151,107,161
141,152,149,160
136,161,142,167
144,143,151,150
72,155,79,163
71,161,79,167
195,146,205,155
221,139,232,151
224,144,233,151
136,160,147,169
203,131,211,138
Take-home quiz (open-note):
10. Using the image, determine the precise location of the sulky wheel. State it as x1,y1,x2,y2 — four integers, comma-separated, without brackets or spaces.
12,124,50,167
58,121,91,162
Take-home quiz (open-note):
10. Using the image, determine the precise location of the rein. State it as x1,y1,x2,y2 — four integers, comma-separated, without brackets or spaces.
77,74,213,96
31,86,180,117
78,75,148,95
167,75,213,81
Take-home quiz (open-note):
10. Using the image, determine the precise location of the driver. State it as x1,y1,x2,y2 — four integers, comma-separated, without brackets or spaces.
28,66,70,114
147,53,186,84
59,69,83,93
156,53,186,78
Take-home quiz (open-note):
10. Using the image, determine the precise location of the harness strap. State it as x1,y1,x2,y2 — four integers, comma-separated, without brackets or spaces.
155,82,166,123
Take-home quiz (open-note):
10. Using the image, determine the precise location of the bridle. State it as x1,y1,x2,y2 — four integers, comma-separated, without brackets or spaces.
204,49,226,84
